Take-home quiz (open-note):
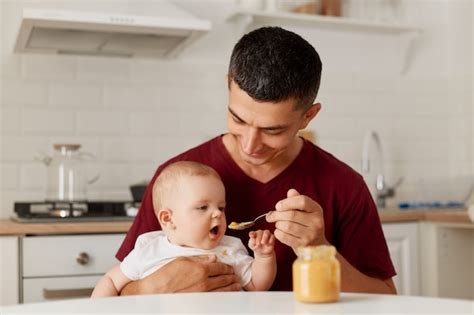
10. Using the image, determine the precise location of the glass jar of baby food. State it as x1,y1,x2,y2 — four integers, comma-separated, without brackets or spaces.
293,245,340,303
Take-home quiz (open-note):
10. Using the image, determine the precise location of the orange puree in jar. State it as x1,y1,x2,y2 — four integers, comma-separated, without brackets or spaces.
293,245,340,303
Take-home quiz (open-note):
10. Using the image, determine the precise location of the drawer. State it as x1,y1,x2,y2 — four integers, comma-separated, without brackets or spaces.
22,234,124,277
23,275,100,303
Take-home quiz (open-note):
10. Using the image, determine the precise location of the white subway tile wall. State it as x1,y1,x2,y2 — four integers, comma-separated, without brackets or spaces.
0,0,472,218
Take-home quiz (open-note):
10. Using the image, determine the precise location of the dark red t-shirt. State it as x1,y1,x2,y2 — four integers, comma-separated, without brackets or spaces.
117,135,396,291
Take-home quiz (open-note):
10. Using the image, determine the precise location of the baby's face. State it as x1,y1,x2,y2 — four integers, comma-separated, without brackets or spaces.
167,174,227,249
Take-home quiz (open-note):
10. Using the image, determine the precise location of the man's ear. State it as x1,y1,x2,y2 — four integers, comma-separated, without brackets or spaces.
157,209,174,229
300,103,321,129
225,74,232,90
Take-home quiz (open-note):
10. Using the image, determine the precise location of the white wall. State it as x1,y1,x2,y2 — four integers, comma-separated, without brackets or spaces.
0,0,472,218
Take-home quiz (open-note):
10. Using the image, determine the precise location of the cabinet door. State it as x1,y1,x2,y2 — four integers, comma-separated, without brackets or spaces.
0,236,19,305
419,222,474,299
382,222,420,296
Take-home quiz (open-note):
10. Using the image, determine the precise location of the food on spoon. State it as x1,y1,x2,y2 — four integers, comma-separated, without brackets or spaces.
228,221,251,230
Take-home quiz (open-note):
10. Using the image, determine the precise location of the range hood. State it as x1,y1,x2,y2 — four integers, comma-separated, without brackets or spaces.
14,2,211,58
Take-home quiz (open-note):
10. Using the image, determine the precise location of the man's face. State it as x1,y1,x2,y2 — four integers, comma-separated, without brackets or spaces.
227,80,318,167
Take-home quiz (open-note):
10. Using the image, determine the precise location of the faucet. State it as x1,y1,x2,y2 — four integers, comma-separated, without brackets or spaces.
361,130,403,208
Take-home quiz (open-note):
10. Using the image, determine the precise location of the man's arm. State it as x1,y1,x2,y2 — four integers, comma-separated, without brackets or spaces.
120,255,240,295
336,252,397,294
267,188,397,294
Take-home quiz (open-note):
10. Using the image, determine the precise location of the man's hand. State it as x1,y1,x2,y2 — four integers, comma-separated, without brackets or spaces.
120,255,240,295
266,189,398,295
266,188,328,252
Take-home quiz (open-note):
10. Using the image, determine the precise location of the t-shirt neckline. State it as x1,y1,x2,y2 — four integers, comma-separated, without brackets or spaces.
216,134,309,186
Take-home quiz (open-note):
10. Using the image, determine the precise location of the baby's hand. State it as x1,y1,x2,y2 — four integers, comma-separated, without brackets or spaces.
248,229,275,258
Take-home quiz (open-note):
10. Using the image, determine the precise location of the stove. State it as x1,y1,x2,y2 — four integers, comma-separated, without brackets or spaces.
12,201,139,223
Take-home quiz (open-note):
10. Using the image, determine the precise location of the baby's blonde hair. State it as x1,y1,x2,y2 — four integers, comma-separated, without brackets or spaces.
152,161,222,212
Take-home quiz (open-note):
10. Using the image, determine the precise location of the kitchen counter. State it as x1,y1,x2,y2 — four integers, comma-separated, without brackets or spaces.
2,291,472,314
378,208,472,224
0,219,133,235
0,208,472,236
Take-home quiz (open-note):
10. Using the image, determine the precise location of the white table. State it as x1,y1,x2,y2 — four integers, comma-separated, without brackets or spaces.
1,292,472,314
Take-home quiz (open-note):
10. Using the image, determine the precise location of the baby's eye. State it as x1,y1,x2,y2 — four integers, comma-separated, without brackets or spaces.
196,205,208,211
219,206,226,212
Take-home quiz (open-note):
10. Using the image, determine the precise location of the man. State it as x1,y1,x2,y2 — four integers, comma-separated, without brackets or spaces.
117,26,397,294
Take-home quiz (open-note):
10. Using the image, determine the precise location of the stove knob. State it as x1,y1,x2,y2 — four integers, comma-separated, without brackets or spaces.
76,252,90,265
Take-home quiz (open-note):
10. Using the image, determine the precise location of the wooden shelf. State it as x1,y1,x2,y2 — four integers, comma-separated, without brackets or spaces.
228,10,422,35
227,10,422,74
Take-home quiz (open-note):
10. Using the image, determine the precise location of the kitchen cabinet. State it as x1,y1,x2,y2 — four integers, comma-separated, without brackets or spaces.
419,222,474,300
20,233,124,303
0,236,19,305
382,222,420,296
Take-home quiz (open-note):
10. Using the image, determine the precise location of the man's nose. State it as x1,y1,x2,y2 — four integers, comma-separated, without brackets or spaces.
242,127,260,154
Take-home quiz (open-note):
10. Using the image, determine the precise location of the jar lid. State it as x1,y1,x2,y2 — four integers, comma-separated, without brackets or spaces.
296,245,336,259
53,144,81,151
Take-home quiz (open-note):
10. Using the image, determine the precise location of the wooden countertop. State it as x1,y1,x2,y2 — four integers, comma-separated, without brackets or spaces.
0,209,472,236
378,208,472,224
0,219,133,235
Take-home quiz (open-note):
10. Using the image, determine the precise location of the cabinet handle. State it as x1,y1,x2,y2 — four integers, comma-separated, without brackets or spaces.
76,252,90,265
43,288,93,299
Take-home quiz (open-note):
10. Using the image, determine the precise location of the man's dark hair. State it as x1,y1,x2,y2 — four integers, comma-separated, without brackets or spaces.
228,26,322,111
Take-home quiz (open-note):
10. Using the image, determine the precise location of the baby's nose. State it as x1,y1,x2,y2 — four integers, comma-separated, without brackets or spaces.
212,209,223,218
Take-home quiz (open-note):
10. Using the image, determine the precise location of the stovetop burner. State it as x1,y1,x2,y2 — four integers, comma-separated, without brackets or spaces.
13,201,138,223
43,201,88,217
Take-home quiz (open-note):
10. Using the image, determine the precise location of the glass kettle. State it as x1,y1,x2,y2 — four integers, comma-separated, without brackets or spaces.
37,144,100,202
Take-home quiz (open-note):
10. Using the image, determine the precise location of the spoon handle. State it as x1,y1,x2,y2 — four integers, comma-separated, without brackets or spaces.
253,212,268,222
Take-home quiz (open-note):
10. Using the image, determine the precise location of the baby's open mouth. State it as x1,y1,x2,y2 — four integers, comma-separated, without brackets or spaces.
210,225,219,236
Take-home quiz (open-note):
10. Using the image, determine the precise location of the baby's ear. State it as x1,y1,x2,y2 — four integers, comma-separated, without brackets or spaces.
157,209,174,229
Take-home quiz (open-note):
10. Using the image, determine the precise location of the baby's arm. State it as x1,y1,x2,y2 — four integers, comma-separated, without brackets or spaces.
91,265,131,298
244,230,276,291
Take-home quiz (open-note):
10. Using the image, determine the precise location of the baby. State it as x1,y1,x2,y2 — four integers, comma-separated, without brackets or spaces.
91,161,276,297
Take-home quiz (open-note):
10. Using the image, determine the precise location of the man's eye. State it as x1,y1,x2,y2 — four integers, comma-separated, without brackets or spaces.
232,116,244,124
265,129,283,135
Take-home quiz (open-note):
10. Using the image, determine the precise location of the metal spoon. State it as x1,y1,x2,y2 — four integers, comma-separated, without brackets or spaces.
228,212,269,230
